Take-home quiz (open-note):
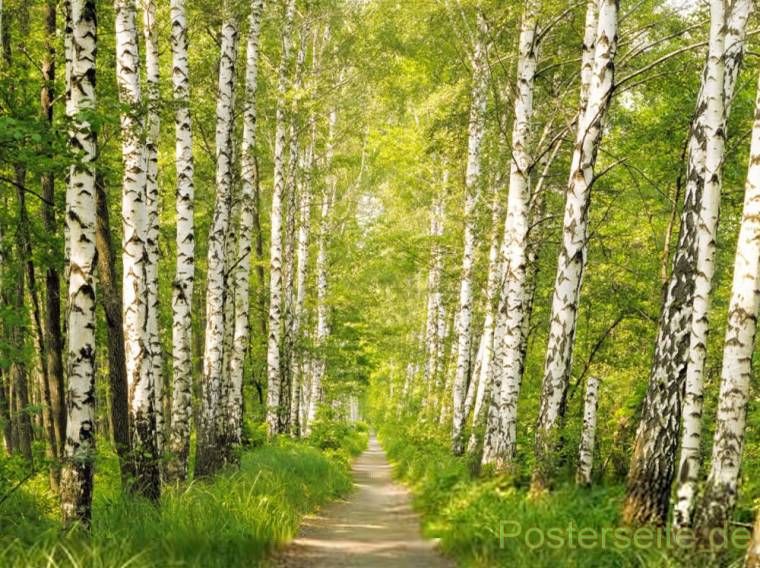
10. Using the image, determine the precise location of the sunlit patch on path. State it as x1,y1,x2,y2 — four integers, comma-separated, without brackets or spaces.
272,435,455,567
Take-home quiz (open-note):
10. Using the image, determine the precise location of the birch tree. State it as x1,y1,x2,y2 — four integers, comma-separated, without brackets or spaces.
481,0,541,470
228,0,265,449
306,107,337,435
267,0,296,437
423,181,446,411
624,0,737,526
142,0,163,452
532,0,618,489
196,10,239,476
694,70,760,533
60,0,97,527
576,376,600,486
451,11,488,456
166,0,195,482
465,181,502,456
115,0,159,500
673,0,751,529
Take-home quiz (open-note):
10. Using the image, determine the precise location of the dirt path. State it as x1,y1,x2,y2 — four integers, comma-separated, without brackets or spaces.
272,434,455,567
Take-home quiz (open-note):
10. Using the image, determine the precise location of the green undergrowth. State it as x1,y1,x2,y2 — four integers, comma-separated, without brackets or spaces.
379,422,745,568
0,423,367,568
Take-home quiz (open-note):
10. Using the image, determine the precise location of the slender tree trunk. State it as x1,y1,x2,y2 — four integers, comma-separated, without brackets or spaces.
281,18,311,436
267,0,296,437
0,368,11,455
227,0,264,452
115,0,159,499
291,77,316,437
196,8,239,476
451,12,488,456
673,0,751,529
41,0,66,466
576,376,600,486
166,0,195,483
463,181,502,425
10,183,32,464
306,107,336,436
532,0,618,490
142,0,163,454
481,1,542,470
423,179,446,414
694,70,760,535
95,176,132,485
624,0,733,526
466,181,503,457
59,0,97,527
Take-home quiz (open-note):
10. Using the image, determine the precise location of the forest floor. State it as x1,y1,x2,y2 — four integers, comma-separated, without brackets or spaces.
271,434,455,567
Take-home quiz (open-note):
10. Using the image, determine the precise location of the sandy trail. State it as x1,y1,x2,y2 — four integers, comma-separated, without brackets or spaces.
272,434,455,567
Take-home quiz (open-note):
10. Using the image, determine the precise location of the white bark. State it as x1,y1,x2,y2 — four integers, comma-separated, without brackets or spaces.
142,0,162,453
451,12,488,455
423,176,446,409
533,0,617,486
625,0,741,526
267,0,296,437
167,0,195,482
576,376,600,486
481,0,541,469
674,0,751,529
115,0,159,496
60,0,97,526
281,24,308,433
464,183,502,422
196,12,238,475
227,0,265,449
466,181,503,455
696,69,760,531
306,107,337,436
292,80,316,435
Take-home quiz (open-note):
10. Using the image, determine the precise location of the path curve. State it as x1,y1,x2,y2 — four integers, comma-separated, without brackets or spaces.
272,434,455,567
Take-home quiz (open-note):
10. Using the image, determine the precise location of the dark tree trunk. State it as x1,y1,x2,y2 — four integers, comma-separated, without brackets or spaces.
41,0,66,463
95,175,132,484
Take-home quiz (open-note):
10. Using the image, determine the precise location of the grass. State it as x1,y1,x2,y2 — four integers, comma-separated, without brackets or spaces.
380,422,747,568
0,424,368,568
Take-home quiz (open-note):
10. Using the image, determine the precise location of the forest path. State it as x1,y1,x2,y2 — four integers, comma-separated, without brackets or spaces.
271,434,455,567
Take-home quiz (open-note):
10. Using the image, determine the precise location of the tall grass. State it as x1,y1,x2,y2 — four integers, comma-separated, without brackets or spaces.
380,422,746,568
0,428,367,568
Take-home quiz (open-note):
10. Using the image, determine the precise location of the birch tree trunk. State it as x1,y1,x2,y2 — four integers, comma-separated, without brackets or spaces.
673,0,751,529
694,70,760,534
532,0,618,489
281,26,308,434
624,0,734,526
464,182,502,455
291,94,316,437
423,176,446,413
463,182,502,424
60,0,97,527
142,0,163,454
451,12,488,456
227,0,265,451
481,1,542,470
576,376,600,486
267,0,296,437
306,107,337,436
115,0,160,500
195,11,239,476
166,0,195,483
